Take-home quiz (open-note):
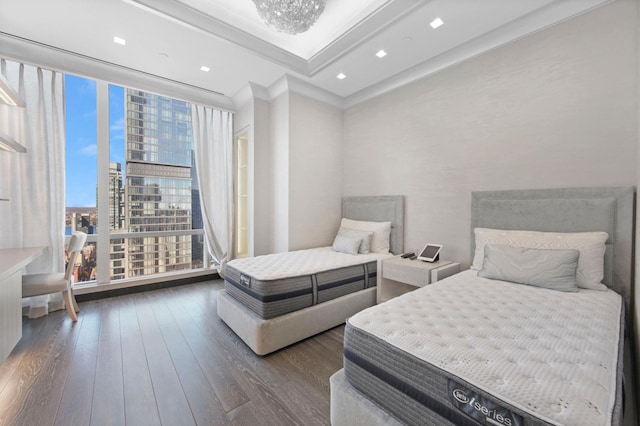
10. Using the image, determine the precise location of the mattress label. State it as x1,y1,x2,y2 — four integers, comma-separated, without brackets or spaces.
239,274,251,288
448,379,523,426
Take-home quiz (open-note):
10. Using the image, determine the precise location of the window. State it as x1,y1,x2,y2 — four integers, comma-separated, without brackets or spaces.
65,75,207,286
65,75,98,282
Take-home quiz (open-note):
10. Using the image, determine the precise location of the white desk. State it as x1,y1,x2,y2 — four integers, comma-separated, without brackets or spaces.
0,247,45,362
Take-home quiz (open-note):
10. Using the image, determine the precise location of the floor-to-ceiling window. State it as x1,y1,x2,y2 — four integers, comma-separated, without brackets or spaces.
65,74,99,282
65,75,208,286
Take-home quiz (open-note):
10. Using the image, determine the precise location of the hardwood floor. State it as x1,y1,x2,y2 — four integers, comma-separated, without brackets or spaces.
0,280,346,425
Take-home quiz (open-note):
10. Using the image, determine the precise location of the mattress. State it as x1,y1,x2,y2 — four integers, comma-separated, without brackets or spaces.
343,270,625,426
224,247,391,319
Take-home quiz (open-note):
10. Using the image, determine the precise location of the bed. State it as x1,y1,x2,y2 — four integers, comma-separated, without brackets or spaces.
217,195,405,355
330,186,634,426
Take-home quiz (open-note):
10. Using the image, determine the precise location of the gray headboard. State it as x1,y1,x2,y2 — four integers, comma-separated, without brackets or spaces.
342,195,405,255
470,187,634,313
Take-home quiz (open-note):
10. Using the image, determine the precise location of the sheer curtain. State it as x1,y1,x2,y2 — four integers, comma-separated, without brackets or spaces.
191,105,234,276
0,59,66,317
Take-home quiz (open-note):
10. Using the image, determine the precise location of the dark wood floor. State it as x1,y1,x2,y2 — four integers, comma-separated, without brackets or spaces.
0,280,345,426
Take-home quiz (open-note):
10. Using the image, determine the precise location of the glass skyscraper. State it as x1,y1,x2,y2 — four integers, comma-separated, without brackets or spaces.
108,162,124,229
108,162,126,280
124,89,194,276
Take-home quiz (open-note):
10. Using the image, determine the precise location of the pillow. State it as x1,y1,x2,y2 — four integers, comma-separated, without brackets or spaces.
472,228,608,291
337,228,373,254
340,218,391,254
332,233,361,255
478,244,579,292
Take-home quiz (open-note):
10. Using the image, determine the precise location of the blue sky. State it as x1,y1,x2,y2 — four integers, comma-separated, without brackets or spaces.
65,75,125,207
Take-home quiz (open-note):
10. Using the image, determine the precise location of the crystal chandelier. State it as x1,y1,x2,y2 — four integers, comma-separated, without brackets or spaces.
252,0,327,35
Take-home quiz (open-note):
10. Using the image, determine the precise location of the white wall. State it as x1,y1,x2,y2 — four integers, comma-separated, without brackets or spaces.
235,86,343,255
233,87,273,257
268,91,344,252
253,98,272,256
343,0,638,265
270,93,290,253
288,92,343,250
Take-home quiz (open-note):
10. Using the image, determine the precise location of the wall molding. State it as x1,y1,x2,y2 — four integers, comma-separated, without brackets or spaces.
268,74,344,109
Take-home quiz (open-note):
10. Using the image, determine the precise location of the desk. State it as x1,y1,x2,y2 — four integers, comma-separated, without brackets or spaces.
0,247,45,362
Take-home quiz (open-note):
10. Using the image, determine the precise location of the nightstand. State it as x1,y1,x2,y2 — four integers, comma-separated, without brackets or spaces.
377,256,460,303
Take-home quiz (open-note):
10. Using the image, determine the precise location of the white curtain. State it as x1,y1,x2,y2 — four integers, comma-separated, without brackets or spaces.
191,105,234,276
0,59,66,317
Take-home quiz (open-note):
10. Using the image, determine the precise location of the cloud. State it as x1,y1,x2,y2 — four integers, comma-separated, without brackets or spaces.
110,117,124,133
81,144,97,156
110,117,125,144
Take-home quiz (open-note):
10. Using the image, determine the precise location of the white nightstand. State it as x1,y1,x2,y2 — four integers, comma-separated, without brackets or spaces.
377,256,460,303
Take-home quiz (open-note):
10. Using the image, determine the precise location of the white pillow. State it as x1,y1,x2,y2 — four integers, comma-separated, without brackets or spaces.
332,233,361,255
336,228,373,254
340,218,391,254
472,228,608,291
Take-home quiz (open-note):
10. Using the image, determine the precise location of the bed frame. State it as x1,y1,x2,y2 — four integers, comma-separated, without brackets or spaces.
217,195,404,356
331,186,634,426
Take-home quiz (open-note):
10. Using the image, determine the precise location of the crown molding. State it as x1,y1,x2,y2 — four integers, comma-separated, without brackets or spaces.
232,81,270,109
126,0,310,75
306,0,423,76
234,74,346,109
126,0,422,77
268,74,344,109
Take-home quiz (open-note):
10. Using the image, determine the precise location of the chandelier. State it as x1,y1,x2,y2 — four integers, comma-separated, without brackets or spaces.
252,0,327,35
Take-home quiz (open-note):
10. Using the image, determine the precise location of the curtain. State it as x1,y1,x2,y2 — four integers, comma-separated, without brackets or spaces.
0,59,66,318
191,105,234,276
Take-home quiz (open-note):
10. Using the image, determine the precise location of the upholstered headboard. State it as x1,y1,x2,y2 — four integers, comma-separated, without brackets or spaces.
470,187,634,313
342,195,405,255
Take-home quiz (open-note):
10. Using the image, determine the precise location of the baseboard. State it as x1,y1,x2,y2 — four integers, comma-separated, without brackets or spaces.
75,272,220,302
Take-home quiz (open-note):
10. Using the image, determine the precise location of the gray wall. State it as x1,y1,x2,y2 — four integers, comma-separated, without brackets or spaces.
343,0,638,266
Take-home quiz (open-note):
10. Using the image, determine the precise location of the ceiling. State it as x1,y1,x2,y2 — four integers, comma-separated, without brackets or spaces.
0,0,612,107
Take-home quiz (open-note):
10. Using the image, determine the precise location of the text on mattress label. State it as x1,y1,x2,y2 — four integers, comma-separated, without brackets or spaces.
448,379,523,426
239,274,251,288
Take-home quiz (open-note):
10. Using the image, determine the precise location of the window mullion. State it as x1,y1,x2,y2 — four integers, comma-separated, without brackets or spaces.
96,80,111,285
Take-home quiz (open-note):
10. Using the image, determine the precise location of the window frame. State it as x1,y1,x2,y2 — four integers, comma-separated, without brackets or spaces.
68,79,213,293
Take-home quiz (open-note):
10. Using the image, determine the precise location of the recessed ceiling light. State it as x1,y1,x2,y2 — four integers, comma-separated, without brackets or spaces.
200,66,210,72
430,18,444,29
113,36,126,46
376,50,387,58
337,73,346,80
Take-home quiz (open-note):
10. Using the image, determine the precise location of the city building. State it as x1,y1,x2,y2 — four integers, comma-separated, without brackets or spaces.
124,89,194,277
108,161,124,230
108,161,127,280
64,207,97,281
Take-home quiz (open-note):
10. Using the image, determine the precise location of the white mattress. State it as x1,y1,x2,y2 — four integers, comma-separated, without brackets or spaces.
226,246,391,280
348,269,623,426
